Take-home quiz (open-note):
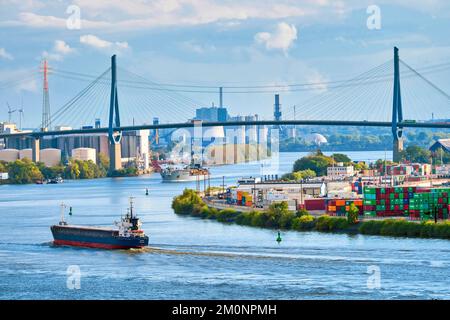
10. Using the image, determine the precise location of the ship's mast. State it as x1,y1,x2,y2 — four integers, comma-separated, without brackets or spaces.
129,197,134,218
60,203,67,224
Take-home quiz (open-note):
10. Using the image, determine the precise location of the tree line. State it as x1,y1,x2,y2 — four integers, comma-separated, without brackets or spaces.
0,153,138,184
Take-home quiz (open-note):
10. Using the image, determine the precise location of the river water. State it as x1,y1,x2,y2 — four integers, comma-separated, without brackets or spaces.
1,151,449,300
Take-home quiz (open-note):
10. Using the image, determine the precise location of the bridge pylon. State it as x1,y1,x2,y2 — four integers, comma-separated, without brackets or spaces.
392,47,404,162
31,137,40,163
108,54,122,172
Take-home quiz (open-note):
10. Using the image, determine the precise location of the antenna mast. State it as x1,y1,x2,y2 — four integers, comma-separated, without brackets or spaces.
41,59,51,131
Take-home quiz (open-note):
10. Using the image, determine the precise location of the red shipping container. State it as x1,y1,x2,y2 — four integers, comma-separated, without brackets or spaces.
304,198,326,210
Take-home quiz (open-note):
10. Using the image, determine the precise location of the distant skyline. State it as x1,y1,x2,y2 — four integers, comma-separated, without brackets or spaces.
1,0,450,128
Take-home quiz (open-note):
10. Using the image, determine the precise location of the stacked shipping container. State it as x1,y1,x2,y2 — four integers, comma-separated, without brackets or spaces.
237,190,253,207
363,186,415,217
363,186,450,220
327,199,363,216
409,188,449,220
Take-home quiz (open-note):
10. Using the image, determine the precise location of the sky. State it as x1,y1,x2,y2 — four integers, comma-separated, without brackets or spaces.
1,0,450,128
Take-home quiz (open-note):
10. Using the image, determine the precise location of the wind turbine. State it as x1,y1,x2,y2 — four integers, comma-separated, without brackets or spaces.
6,102,17,123
18,97,24,130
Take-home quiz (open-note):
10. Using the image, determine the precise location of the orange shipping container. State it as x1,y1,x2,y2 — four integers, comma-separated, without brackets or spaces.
354,200,363,206
336,200,345,206
345,206,349,211
328,206,336,212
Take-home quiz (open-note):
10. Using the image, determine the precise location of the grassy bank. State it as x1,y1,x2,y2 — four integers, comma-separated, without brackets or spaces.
172,189,450,240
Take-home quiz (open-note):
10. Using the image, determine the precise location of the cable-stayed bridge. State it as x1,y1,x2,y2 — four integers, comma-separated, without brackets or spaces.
1,47,450,171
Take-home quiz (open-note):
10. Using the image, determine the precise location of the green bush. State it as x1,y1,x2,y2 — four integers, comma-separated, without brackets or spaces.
315,215,333,231
235,211,254,226
359,220,383,235
347,203,359,225
359,219,450,239
172,189,205,215
328,217,349,230
292,214,316,231
250,211,269,228
278,211,296,229
109,166,138,177
315,215,348,231
216,208,239,223
7,159,43,184
296,208,309,217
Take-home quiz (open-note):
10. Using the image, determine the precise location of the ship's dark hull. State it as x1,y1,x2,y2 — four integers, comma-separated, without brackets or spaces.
51,225,149,249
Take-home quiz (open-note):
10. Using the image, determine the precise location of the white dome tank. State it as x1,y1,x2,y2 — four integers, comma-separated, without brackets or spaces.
71,148,96,164
305,133,328,146
0,149,19,162
19,149,33,160
40,148,61,167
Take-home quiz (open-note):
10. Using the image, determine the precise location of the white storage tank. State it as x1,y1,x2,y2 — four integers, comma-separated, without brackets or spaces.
71,148,96,164
0,149,19,162
40,148,61,167
19,149,32,160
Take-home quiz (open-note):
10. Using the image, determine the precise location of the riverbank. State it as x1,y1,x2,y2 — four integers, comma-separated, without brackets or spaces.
172,189,450,240
0,158,140,184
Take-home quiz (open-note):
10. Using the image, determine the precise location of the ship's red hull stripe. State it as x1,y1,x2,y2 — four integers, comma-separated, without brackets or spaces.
53,240,144,250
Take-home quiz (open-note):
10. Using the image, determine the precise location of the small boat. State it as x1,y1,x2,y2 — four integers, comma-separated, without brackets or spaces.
51,197,149,249
47,176,64,184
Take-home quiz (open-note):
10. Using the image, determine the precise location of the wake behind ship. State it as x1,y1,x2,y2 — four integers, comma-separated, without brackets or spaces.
51,198,149,249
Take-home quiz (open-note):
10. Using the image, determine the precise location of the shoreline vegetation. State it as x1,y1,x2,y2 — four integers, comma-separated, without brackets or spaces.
0,155,138,184
172,189,450,240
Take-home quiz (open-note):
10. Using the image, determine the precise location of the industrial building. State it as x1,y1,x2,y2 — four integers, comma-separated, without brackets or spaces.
430,139,450,153
3,129,150,169
327,163,355,178
232,178,327,209
195,105,229,122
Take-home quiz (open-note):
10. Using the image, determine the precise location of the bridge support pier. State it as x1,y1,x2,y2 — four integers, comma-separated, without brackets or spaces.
393,137,404,163
31,137,40,163
109,141,122,172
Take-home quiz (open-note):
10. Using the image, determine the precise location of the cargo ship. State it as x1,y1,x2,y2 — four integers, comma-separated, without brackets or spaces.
160,162,210,182
51,198,149,249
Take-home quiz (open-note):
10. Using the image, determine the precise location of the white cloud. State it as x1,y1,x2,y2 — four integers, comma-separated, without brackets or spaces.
54,40,74,54
80,34,129,53
2,0,450,31
1,1,311,30
41,50,62,61
305,70,329,93
0,68,38,93
0,48,14,60
181,41,216,54
254,22,298,54
40,40,74,61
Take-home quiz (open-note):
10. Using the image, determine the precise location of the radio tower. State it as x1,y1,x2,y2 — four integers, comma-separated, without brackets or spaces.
40,59,51,131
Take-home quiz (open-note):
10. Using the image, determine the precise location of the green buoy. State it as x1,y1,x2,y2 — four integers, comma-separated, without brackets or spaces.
145,188,149,196
69,207,73,216
276,231,282,243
